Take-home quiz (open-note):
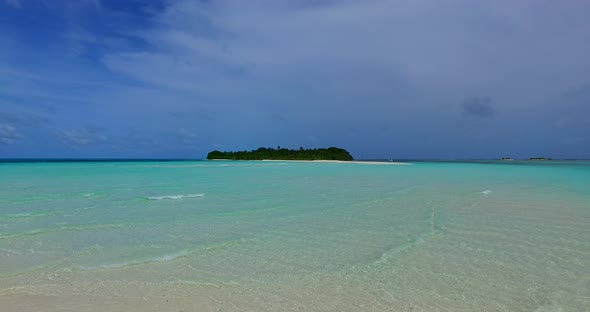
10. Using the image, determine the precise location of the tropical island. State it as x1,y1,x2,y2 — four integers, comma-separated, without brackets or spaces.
207,147,354,161
529,157,552,161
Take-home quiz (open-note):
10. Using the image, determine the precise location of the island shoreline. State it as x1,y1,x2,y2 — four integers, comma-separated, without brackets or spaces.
209,159,411,165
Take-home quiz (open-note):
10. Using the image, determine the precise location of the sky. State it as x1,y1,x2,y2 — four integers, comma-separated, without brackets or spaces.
1,0,589,159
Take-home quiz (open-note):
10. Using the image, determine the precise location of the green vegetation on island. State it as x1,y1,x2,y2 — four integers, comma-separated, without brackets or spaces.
207,147,353,161
529,157,552,161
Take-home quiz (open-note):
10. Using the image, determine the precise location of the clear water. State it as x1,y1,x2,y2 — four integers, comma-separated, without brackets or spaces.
0,160,589,311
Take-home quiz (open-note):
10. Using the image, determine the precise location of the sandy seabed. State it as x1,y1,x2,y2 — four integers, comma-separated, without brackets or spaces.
1,160,588,312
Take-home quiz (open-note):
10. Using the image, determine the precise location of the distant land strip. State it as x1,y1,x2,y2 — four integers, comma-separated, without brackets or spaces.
207,147,353,161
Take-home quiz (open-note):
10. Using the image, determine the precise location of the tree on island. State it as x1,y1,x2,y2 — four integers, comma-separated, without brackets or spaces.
207,147,353,161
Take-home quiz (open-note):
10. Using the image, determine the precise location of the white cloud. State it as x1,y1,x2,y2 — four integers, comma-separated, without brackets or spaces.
103,0,590,109
59,129,109,146
0,124,16,133
60,130,92,145
0,123,22,144
96,0,590,158
3,0,590,158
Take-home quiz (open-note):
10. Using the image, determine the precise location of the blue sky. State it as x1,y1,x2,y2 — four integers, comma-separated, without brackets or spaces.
1,0,589,159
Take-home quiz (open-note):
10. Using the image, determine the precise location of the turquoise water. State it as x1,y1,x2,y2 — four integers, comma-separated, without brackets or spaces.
0,160,589,311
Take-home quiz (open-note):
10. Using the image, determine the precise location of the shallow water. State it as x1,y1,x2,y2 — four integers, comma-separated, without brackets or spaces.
0,160,589,311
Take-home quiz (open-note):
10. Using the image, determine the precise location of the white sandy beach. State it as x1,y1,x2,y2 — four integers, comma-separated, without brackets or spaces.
245,159,410,165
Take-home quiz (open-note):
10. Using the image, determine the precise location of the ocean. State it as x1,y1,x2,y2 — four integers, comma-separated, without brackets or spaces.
0,160,589,311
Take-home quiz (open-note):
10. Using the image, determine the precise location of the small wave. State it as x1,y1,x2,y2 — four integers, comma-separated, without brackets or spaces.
480,190,492,195
0,211,51,220
0,229,43,239
77,249,190,270
147,193,204,200
0,223,126,240
373,236,425,265
10,213,34,218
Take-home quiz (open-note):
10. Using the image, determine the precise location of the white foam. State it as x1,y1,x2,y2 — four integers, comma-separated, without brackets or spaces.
147,193,204,200
151,249,190,261
9,213,33,217
480,190,492,195
78,249,190,270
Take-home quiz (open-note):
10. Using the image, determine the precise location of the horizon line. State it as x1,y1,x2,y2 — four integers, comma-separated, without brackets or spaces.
1,158,589,163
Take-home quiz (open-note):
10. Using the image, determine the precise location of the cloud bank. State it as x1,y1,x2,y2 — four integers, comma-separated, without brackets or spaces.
1,0,590,158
